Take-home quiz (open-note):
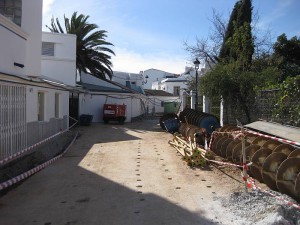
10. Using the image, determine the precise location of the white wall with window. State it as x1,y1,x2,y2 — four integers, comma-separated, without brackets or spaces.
144,68,177,89
0,0,42,77
41,32,77,86
159,78,188,96
0,0,22,26
111,71,144,87
26,86,68,123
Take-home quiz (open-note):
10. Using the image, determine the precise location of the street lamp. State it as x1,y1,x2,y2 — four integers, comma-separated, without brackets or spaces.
194,58,200,110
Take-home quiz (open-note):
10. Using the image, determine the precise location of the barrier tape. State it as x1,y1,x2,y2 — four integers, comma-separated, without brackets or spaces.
208,131,216,150
206,158,244,168
245,129,300,147
194,130,300,210
246,177,300,210
0,120,78,165
0,132,78,191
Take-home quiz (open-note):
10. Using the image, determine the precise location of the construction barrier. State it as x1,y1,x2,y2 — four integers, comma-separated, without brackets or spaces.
0,119,78,165
168,132,300,211
0,131,78,191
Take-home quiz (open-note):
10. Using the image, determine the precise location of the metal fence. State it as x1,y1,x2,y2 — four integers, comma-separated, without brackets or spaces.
0,82,27,160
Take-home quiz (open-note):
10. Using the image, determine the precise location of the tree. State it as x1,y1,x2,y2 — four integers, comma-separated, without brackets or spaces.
185,1,268,69
219,0,254,67
219,1,241,60
203,0,255,122
272,34,300,82
47,12,115,80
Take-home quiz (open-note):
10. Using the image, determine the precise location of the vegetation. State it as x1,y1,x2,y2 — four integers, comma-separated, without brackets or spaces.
272,34,300,82
273,75,300,126
186,0,299,125
47,12,115,80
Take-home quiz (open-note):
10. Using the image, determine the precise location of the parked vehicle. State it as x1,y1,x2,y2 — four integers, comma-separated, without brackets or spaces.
103,104,126,124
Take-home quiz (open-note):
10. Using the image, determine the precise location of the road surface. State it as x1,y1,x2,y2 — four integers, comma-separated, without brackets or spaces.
0,120,244,225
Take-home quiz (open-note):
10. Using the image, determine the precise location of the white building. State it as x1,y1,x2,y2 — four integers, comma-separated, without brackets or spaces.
79,72,147,123
152,77,188,96
41,32,77,86
0,0,70,160
143,68,178,89
112,71,143,87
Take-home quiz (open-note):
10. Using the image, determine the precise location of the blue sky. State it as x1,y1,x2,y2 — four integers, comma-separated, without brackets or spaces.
43,0,300,74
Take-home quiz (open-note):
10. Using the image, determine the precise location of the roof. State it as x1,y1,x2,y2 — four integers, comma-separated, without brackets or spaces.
80,72,144,94
161,77,187,83
80,83,133,93
144,89,174,96
0,72,77,91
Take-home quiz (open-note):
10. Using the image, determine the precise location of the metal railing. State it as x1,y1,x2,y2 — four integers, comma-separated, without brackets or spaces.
0,82,27,160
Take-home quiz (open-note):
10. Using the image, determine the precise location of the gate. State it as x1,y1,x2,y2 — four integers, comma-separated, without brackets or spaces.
0,82,27,160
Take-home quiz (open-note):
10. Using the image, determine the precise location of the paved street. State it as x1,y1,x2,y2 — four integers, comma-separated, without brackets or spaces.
0,120,242,225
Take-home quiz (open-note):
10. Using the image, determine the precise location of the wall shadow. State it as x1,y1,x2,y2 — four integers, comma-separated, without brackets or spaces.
0,120,215,225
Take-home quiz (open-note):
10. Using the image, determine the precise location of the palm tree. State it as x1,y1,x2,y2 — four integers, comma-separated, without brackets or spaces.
46,12,115,80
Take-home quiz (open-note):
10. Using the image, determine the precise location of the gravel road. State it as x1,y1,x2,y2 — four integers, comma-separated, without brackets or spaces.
0,120,299,225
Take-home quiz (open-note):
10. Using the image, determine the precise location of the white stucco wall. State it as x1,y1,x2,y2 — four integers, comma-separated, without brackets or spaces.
41,32,77,86
111,71,143,87
22,0,43,77
0,15,28,76
143,69,176,89
26,86,69,123
79,93,146,123
160,79,187,96
0,0,43,77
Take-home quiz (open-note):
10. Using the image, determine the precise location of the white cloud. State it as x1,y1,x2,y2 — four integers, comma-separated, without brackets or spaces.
43,0,55,15
258,0,295,30
112,47,187,74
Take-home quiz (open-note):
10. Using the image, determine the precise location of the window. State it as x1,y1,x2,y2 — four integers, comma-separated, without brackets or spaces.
0,0,22,26
38,92,45,121
55,93,59,118
173,86,180,96
42,42,55,56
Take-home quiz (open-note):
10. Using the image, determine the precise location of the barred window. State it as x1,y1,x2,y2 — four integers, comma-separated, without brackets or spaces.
42,42,55,56
0,0,22,26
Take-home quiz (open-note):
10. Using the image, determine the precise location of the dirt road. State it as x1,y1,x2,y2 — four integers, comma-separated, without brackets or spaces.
0,120,249,225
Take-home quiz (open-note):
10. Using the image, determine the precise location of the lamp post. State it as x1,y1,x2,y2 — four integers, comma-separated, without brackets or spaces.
194,58,200,110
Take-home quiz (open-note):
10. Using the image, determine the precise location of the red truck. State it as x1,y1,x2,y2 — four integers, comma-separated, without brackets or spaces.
103,104,126,124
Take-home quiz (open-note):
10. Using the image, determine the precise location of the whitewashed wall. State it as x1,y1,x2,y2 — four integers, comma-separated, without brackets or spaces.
79,93,146,123
26,86,69,123
41,32,77,86
0,0,42,77
144,69,175,89
112,71,143,87
22,0,43,77
160,79,187,96
0,15,28,76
